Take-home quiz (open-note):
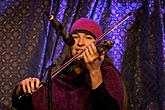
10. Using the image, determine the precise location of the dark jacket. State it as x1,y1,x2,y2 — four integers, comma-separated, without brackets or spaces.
12,62,123,110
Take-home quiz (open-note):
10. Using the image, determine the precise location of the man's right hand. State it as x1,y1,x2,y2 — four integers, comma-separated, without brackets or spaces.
16,77,40,96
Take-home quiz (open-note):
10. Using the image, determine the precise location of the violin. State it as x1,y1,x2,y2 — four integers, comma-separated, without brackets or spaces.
18,12,133,100
48,12,132,79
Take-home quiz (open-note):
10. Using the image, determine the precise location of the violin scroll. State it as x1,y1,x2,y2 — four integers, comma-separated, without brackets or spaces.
97,40,114,54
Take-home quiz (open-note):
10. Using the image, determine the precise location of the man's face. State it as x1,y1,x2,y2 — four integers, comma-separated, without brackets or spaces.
71,32,95,60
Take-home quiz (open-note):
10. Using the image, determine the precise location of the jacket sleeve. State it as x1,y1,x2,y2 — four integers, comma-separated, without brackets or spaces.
12,85,34,110
91,64,123,110
91,82,120,110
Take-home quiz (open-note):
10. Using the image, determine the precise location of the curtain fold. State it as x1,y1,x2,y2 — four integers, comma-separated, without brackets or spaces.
121,0,164,110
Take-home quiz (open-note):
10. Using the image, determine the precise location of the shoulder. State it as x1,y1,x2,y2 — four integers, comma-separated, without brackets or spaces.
101,63,123,105
101,63,127,110
101,63,120,76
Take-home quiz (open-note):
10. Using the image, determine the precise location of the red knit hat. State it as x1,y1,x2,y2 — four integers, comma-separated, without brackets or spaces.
70,18,102,39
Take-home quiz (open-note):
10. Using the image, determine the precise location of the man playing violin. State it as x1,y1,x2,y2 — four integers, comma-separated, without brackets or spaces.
12,18,127,110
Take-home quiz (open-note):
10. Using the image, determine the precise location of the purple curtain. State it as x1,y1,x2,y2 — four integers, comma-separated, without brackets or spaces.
0,0,164,109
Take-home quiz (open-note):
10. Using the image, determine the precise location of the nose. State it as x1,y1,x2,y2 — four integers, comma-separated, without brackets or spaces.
77,37,85,46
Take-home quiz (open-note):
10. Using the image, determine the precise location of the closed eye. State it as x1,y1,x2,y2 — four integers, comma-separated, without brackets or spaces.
85,36,93,39
72,35,79,39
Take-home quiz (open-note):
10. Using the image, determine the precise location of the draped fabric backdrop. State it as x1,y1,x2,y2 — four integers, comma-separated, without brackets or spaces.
0,0,164,110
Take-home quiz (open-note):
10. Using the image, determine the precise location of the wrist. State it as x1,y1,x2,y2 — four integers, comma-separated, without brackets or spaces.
89,68,101,76
91,79,103,90
89,70,103,89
